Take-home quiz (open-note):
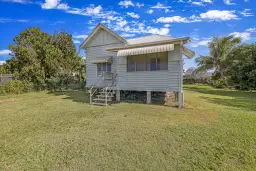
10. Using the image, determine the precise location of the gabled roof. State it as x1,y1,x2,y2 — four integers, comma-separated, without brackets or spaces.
107,37,190,51
79,23,127,49
80,23,194,58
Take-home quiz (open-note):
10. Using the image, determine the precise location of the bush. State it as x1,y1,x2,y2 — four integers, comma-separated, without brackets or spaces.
212,78,226,88
0,80,33,95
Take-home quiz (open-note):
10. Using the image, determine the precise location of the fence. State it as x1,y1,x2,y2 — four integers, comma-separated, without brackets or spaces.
0,74,14,84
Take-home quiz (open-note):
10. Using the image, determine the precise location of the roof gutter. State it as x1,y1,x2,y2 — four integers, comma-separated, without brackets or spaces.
107,37,190,52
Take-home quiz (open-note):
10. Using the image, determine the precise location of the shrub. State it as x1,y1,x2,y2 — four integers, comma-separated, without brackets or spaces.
212,78,226,88
0,80,33,95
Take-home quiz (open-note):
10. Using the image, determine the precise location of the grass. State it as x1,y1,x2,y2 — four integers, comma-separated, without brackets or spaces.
0,85,256,170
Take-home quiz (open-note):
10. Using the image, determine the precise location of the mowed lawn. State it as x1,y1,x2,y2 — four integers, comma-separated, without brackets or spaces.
0,85,256,170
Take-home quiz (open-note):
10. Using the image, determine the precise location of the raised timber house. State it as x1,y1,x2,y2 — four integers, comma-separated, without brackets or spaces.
80,23,195,108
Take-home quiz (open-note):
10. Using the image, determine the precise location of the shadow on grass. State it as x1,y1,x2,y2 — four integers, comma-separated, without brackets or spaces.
47,90,90,104
184,85,256,111
184,86,255,97
200,96,256,111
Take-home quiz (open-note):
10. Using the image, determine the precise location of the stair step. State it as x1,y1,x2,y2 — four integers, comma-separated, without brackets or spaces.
91,102,108,106
93,98,112,102
97,95,114,98
100,90,115,92
99,92,115,95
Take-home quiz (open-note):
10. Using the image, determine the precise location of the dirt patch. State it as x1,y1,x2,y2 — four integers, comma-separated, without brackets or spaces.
0,98,21,105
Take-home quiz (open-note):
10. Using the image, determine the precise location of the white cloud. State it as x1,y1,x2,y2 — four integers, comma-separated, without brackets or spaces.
118,1,143,8
157,15,201,23
224,0,236,5
0,0,30,4
190,28,253,48
164,24,171,27
41,0,69,10
0,61,6,65
156,10,238,24
127,12,140,19
229,32,251,41
121,33,136,37
42,0,59,9
191,2,204,6
240,9,254,17
73,35,88,39
66,5,106,17
118,0,134,8
84,5,102,15
0,18,29,23
146,27,169,35
147,9,154,14
135,2,144,7
117,19,128,28
114,22,170,35
0,50,11,55
202,0,213,3
246,28,256,32
73,39,81,44
189,38,211,47
189,0,213,6
200,10,238,21
57,3,69,10
157,16,189,23
151,2,171,9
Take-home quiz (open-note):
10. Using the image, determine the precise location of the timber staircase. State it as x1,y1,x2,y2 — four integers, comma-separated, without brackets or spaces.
90,87,116,106
89,72,117,106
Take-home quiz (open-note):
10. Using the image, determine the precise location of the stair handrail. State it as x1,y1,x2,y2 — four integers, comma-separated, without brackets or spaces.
89,74,104,104
104,73,118,105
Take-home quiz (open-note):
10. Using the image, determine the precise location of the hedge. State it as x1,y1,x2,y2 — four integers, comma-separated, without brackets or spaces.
0,80,33,95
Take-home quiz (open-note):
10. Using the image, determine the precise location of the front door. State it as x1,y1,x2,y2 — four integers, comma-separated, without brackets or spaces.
97,63,113,87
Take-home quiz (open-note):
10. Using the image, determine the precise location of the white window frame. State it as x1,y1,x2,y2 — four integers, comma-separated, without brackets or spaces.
127,53,168,72
97,63,111,76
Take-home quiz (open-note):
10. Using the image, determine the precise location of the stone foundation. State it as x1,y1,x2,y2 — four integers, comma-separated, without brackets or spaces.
164,92,178,106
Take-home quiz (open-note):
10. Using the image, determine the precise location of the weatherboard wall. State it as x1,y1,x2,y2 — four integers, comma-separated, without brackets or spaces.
85,28,124,87
85,28,182,92
116,44,182,92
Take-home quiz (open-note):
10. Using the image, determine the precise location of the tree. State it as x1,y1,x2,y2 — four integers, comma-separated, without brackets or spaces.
184,67,211,84
5,27,84,90
195,35,241,86
225,44,256,90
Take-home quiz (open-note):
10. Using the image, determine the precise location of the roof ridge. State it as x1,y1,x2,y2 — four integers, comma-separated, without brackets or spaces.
126,34,172,40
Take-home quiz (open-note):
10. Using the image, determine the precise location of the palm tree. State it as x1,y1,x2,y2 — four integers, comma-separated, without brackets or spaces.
195,35,241,85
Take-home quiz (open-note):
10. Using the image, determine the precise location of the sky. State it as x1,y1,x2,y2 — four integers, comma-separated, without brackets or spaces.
0,0,255,70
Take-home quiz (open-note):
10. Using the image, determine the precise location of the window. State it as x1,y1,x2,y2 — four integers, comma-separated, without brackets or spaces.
136,55,147,71
97,63,111,76
150,57,157,71
127,52,168,72
149,53,168,71
127,56,136,72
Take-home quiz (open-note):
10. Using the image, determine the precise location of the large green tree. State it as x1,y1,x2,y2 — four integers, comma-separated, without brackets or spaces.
195,35,241,85
5,27,84,89
225,44,256,90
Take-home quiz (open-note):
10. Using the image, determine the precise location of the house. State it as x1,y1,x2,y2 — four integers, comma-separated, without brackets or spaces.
80,23,195,107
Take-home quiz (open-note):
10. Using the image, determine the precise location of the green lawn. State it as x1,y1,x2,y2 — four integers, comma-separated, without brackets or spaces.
0,85,256,170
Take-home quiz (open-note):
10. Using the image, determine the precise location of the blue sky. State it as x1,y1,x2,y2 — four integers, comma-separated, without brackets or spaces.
0,0,255,70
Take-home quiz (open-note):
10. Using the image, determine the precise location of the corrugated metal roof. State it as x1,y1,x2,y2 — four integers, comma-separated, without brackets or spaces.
117,44,174,57
126,35,174,45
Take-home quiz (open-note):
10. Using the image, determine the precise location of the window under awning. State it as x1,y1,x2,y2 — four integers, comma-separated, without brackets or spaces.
90,56,113,64
117,44,174,57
